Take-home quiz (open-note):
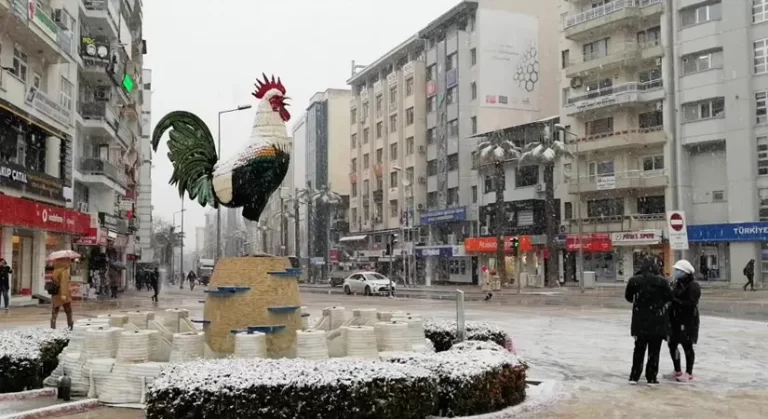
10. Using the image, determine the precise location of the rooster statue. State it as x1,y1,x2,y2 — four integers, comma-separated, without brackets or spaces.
151,74,291,222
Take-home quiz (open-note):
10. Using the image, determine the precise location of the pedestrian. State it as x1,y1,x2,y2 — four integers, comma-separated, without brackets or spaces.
150,267,160,302
0,259,11,310
109,267,120,298
667,259,700,382
625,256,674,385
743,259,756,291
50,258,74,330
187,270,197,291
481,266,493,300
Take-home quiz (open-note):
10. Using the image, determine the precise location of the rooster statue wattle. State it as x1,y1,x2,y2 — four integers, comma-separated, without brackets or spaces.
151,74,291,222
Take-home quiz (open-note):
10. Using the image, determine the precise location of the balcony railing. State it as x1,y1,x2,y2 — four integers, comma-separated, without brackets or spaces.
117,123,134,146
569,169,666,190
564,0,661,28
79,157,127,188
79,102,119,128
566,79,663,107
373,189,384,202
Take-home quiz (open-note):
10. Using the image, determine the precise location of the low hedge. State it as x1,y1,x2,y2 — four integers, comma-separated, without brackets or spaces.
0,328,69,393
448,340,506,353
382,350,526,417
423,319,510,352
146,358,438,419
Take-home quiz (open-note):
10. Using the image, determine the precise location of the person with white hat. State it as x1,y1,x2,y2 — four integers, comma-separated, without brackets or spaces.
667,259,701,382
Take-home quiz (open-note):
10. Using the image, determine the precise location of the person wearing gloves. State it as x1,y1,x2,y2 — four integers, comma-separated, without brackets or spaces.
667,259,701,382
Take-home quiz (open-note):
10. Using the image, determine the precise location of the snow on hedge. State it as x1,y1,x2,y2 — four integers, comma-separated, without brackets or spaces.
0,328,70,360
381,349,518,380
449,340,507,353
423,318,511,352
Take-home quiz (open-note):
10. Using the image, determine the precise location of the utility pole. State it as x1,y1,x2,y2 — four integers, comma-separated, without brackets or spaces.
180,199,185,284
294,197,301,260
306,181,313,283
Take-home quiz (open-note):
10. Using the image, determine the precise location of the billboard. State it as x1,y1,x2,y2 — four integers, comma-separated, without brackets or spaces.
477,10,540,111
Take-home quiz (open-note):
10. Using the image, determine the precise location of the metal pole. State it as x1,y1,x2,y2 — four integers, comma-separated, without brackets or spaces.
388,234,394,297
216,112,222,263
180,200,185,288
294,198,301,260
327,209,333,283
306,181,313,283
576,139,584,292
516,250,522,294
456,289,465,342
279,197,284,256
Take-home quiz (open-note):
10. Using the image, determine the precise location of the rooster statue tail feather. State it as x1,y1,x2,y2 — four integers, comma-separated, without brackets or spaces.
151,74,292,222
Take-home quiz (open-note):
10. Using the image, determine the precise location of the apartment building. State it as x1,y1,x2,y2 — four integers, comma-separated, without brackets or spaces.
347,0,558,284
558,0,768,287
137,67,152,262
291,113,308,259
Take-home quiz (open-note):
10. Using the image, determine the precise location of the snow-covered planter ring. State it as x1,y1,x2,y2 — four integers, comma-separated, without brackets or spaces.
423,319,510,352
145,358,438,419
382,350,526,417
0,328,70,393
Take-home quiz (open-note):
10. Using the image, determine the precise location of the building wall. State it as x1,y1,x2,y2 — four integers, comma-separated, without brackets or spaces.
138,68,153,261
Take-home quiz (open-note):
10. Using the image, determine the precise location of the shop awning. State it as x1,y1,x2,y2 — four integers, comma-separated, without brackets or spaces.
339,235,367,243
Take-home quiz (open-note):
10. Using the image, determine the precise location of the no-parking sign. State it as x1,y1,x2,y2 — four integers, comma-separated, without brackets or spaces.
666,211,689,250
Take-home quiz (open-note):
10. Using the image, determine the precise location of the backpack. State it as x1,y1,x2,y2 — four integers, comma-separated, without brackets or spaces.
743,266,749,276
45,281,59,296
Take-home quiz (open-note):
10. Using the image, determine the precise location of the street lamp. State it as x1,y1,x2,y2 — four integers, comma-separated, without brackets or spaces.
216,104,253,263
392,165,414,286
554,123,584,293
172,208,186,284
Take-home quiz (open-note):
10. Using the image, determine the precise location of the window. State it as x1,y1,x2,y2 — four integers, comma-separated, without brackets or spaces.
471,116,477,134
682,98,725,122
351,208,357,222
390,171,398,187
427,64,436,81
446,53,457,70
389,114,398,132
588,160,615,179
563,163,572,183
376,148,383,163
376,176,383,190
755,0,768,23
681,2,722,27
587,198,624,217
427,96,436,113
12,47,28,82
712,190,726,202
585,117,613,135
352,185,358,198
682,49,723,74
564,202,573,220
363,154,370,169
638,67,661,84
447,86,457,104
375,94,383,118
390,143,398,160
375,203,383,219
427,192,438,209
427,128,435,144
583,38,608,61
642,155,664,171
448,119,459,137
390,200,399,217
363,128,369,144
389,86,397,106
351,158,357,171
758,92,768,124
351,133,357,149
406,107,414,125
406,137,414,155
470,48,477,65
483,175,505,193
584,78,612,96
760,188,768,220
59,77,73,110
447,188,459,206
351,108,357,124
405,77,414,96
362,102,369,121
758,136,768,175
561,49,570,68
405,167,414,183
427,159,437,176
448,153,459,171
756,40,768,74
470,82,477,100
516,166,539,187
637,26,661,47
637,196,665,214
639,110,663,129
363,206,369,220
376,122,383,138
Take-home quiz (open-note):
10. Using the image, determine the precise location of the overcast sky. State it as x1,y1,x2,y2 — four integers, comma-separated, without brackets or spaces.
143,0,460,248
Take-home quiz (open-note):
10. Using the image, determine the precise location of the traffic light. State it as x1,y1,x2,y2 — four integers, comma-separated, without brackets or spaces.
386,233,398,256
511,237,520,257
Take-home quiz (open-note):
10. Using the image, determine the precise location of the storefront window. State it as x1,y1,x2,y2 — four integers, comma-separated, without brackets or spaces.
584,252,617,282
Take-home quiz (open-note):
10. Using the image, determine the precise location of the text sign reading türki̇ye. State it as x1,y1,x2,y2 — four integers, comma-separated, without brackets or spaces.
666,211,689,250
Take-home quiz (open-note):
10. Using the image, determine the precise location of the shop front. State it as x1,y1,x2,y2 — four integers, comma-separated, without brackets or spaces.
564,234,614,283
610,230,665,282
414,246,474,284
464,236,543,286
687,222,768,285
0,194,90,297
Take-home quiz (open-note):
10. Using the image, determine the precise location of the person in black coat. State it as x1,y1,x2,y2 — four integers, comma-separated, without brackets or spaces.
0,259,12,310
625,256,674,385
743,259,755,291
150,267,160,303
668,259,701,381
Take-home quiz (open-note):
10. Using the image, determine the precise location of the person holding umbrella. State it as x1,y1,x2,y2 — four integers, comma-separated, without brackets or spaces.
47,250,78,330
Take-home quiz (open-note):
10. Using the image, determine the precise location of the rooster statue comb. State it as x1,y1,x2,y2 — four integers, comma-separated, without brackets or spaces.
151,73,291,222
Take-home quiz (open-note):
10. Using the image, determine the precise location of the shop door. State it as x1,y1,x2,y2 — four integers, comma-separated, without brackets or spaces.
12,236,33,295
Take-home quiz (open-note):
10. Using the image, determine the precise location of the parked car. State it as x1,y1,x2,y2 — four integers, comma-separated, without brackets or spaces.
329,270,348,287
343,271,396,296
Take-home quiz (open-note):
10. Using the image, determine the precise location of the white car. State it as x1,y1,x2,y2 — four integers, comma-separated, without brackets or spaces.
342,271,396,296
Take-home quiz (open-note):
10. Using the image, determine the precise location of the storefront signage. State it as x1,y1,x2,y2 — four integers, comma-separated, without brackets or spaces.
420,207,467,225
25,86,71,126
667,211,689,250
596,175,615,190
29,1,58,41
464,236,534,253
610,230,662,245
415,247,453,257
74,228,107,246
98,212,128,233
565,234,612,252
80,36,111,65
687,222,768,243
0,194,90,235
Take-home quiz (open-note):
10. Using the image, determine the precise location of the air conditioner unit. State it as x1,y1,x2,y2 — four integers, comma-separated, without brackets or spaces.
418,145,426,154
536,183,546,193
77,201,89,212
481,226,490,235
53,9,71,30
570,77,583,89
418,176,426,184
95,88,111,101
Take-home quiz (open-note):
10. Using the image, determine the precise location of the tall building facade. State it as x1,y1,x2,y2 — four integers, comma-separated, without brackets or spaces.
291,113,309,259
347,0,558,284
305,89,352,267
137,68,153,262
557,0,767,287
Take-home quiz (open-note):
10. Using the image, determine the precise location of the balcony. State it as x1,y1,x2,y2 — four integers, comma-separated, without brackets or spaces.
563,0,663,41
0,2,72,64
77,102,122,144
117,122,135,146
79,157,128,190
565,41,662,78
564,79,663,116
373,189,384,202
568,170,667,195
0,69,72,132
570,125,665,153
362,193,370,206
80,0,120,39
564,213,665,234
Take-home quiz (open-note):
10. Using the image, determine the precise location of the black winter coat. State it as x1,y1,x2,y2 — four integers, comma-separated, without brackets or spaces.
625,271,674,338
669,277,701,344
0,265,11,291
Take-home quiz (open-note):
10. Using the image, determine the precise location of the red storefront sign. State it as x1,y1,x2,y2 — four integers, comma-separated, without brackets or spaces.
0,194,91,235
464,236,534,253
329,249,340,263
74,228,108,246
565,234,612,252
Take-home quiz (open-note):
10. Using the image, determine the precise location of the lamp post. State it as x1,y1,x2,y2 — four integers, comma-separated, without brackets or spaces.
172,208,186,284
216,104,252,263
555,124,584,293
392,165,414,285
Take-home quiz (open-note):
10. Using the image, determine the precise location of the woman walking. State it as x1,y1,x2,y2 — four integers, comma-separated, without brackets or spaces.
667,259,701,382
51,259,74,330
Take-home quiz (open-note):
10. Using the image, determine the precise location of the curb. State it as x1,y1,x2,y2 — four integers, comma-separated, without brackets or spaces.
0,388,56,402
0,398,99,419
